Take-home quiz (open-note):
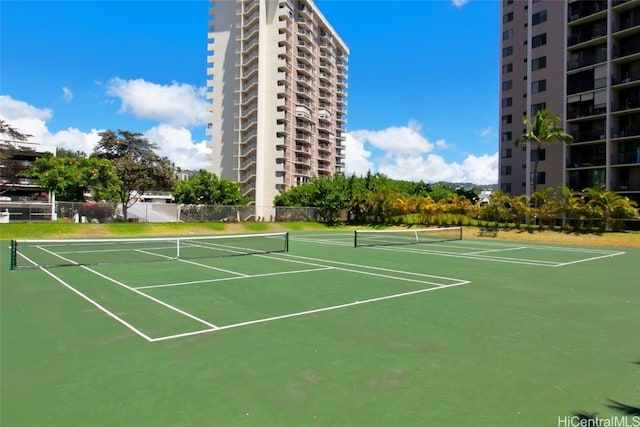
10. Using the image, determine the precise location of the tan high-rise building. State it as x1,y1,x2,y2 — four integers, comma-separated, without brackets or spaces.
499,0,640,206
206,0,348,219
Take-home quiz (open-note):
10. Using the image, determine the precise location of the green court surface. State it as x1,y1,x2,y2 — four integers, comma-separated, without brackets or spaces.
1,231,638,426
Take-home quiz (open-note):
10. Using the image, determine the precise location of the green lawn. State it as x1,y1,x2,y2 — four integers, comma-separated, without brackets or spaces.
1,231,638,426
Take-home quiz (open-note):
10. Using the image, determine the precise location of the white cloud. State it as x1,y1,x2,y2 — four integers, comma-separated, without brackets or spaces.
0,95,210,170
346,122,498,185
144,125,211,170
350,120,435,157
451,0,470,8
62,86,73,102
479,126,493,137
344,132,374,176
106,78,208,127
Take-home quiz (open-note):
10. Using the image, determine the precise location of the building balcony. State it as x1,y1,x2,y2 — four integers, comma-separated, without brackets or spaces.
566,103,607,120
612,151,640,165
612,98,640,112
612,127,640,138
568,1,607,24
568,52,608,71
570,130,607,143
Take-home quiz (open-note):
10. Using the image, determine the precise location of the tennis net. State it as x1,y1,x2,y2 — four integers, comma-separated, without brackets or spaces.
10,232,289,269
354,227,462,247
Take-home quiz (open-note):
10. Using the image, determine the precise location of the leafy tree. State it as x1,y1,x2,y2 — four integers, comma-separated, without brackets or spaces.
516,109,573,195
93,130,176,219
0,120,32,142
0,121,35,192
28,153,120,202
582,185,639,231
172,169,249,205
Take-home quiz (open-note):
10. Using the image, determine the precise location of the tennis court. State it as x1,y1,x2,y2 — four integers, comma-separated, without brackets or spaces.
1,229,638,426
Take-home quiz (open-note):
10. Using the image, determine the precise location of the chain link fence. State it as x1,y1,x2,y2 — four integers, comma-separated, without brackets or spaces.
0,201,320,223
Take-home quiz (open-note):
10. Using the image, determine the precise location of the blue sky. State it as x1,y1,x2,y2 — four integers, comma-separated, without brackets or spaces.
1,0,500,184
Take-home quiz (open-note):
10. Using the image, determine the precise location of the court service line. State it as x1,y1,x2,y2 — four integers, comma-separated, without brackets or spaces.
135,249,249,277
366,244,562,266
134,266,334,290
36,246,219,330
553,251,626,267
465,247,528,255
270,253,469,284
149,280,472,343
21,253,154,342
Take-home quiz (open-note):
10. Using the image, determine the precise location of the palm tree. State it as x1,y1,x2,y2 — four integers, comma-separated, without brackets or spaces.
516,109,573,196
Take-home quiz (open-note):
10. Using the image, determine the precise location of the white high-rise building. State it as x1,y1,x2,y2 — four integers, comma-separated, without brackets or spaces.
207,0,349,219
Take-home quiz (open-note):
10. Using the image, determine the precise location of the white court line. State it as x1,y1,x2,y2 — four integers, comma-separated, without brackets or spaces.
149,280,471,343
135,249,248,277
134,267,333,290
36,245,219,330
553,251,626,267
269,252,469,284
21,253,154,342
465,247,528,255
369,244,561,266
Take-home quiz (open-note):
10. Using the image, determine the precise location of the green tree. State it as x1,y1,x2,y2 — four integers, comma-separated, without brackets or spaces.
0,120,32,142
93,130,176,220
582,185,639,231
1,121,35,192
28,153,120,202
516,109,573,195
172,170,248,205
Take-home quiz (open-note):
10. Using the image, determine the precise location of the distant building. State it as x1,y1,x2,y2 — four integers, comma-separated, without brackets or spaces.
499,0,640,206
207,0,349,219
0,139,51,202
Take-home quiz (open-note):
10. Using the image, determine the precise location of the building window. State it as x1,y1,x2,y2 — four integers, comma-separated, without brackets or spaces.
532,102,546,115
532,33,547,48
531,79,546,93
502,97,513,107
501,148,512,158
531,56,546,71
503,63,513,74
503,12,513,23
531,149,546,161
502,46,513,57
532,10,547,25
501,183,512,192
502,114,513,125
530,171,546,185
502,80,513,91
503,29,514,41
501,165,512,176
501,131,513,142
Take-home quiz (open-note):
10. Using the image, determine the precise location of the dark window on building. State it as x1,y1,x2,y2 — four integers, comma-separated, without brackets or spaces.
530,171,546,185
503,29,514,40
503,46,513,57
501,148,512,158
502,114,513,125
503,12,513,23
532,102,546,115
532,33,547,48
532,10,547,25
502,97,513,107
501,165,512,176
502,80,513,91
531,149,546,161
531,56,547,71
501,183,512,192
531,79,546,93
503,63,513,74
501,131,513,142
